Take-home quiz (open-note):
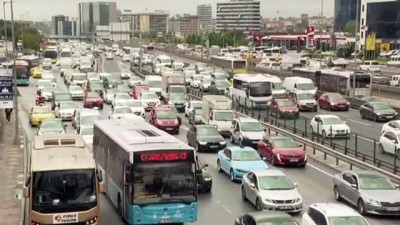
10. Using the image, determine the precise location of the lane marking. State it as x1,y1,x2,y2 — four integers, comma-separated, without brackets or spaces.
356,135,375,143
306,163,334,178
215,200,233,215
346,119,370,127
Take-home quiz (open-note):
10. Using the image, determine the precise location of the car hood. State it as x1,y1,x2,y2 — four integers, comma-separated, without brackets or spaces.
170,100,186,104
232,160,268,171
324,124,349,130
331,99,348,104
260,189,301,200
59,109,75,114
149,87,161,92
113,113,134,119
361,189,400,202
129,107,144,113
158,118,178,124
198,136,224,143
242,131,263,140
298,99,316,104
70,90,83,94
275,148,305,156
86,98,103,102
376,109,396,115
39,127,63,134
279,106,298,112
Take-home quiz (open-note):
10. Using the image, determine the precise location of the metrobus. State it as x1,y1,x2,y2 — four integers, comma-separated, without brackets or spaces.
17,55,40,70
292,67,372,97
15,60,30,86
23,134,104,225
44,47,59,64
231,73,273,108
211,55,247,74
93,118,198,224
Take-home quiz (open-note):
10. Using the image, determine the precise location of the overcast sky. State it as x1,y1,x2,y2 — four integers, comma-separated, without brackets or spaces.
9,0,334,21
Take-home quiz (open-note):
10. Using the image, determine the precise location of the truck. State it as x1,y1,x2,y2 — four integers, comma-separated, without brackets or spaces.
161,74,186,102
201,95,234,137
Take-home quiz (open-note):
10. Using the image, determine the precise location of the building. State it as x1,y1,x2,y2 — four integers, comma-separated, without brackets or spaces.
169,14,200,38
216,0,261,32
132,11,169,37
58,20,79,36
95,22,131,41
334,0,360,32
51,15,68,35
78,1,118,36
197,4,212,33
359,0,400,48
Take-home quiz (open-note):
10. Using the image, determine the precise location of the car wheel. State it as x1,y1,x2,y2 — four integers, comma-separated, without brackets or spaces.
322,130,327,138
230,170,235,182
333,186,342,201
230,135,235,144
373,115,378,122
255,198,262,211
271,155,276,166
357,199,366,215
195,143,200,152
241,186,247,201
217,160,222,173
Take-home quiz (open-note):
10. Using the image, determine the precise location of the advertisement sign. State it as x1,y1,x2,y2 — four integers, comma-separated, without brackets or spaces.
0,73,13,109
306,26,315,48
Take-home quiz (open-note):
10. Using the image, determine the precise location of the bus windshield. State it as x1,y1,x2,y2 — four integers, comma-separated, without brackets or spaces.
32,169,97,213
60,51,72,58
133,162,196,204
16,66,29,77
250,82,272,97
272,82,284,91
44,51,58,59
233,60,246,69
351,75,371,88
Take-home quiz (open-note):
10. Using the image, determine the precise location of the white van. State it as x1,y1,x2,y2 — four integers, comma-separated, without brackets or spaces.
284,76,316,95
359,60,380,72
145,75,162,94
388,55,400,65
390,75,400,86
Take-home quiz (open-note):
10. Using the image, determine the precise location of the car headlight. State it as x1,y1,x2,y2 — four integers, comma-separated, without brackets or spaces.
108,84,112,88
365,198,381,207
38,131,42,135
220,141,226,145
204,177,212,181
295,197,302,203
213,124,218,129
199,141,207,145
376,113,381,116
263,198,273,203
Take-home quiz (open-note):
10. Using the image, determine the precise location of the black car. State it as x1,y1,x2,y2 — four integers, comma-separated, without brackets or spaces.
103,75,123,89
88,80,105,98
51,91,73,110
187,125,226,152
196,158,212,193
235,212,298,225
209,79,229,95
359,101,397,122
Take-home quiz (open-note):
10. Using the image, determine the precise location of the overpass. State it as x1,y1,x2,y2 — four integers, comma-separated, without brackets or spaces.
44,35,90,41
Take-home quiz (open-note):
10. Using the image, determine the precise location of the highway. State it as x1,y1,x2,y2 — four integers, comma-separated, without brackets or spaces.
16,55,400,225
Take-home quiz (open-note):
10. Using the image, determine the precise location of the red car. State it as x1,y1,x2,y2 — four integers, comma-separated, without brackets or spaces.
131,84,149,99
257,135,307,167
83,91,104,109
269,98,299,119
149,105,181,134
318,92,349,111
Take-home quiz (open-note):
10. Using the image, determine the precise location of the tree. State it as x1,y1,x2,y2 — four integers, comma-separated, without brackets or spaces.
343,20,357,36
16,26,43,51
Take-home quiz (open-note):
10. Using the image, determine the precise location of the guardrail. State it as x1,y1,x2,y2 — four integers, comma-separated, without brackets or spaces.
131,67,400,183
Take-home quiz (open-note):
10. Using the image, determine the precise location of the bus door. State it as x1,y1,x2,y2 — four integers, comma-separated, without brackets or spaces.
123,161,132,217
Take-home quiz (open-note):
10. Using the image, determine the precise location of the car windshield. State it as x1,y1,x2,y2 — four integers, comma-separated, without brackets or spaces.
69,86,82,92
31,169,97,213
125,101,142,107
358,174,395,190
327,93,343,100
322,117,344,125
55,93,72,100
297,83,315,90
197,127,219,136
130,76,141,81
328,216,369,225
191,102,202,108
147,80,161,87
142,92,157,99
60,102,76,109
272,82,284,91
215,80,229,87
132,162,195,205
195,109,203,115
241,122,263,132
116,94,130,99
258,218,297,225
297,93,314,100
40,120,63,132
214,111,233,121
109,75,122,83
277,100,295,107
40,84,53,89
259,175,294,190
81,128,93,136
156,110,176,119
193,76,202,81
87,92,100,98
202,77,212,83
80,115,101,126
372,102,391,110
115,107,132,114
273,138,299,148
117,86,131,92
232,150,261,161
90,82,102,89
33,107,52,114
170,93,186,100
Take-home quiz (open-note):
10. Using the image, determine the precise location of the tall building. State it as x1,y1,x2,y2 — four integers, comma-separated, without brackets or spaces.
78,1,118,36
170,14,200,38
334,0,360,32
216,0,261,32
197,4,212,33
51,15,68,35
359,0,400,47
132,12,169,36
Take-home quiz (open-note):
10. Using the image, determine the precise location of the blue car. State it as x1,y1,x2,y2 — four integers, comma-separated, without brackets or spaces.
217,146,268,182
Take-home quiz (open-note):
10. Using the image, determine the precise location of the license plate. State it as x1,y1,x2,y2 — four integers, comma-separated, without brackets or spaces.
166,128,173,130
386,207,400,211
279,206,292,210
159,219,172,223
290,158,299,162
210,145,218,148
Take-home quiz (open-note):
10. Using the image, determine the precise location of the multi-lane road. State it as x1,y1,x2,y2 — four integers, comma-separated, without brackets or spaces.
16,54,399,225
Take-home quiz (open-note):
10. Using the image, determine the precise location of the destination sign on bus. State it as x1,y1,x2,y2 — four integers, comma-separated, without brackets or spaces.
135,150,194,163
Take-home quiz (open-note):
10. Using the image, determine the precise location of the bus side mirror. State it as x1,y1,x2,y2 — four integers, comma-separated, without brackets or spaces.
98,181,105,193
23,186,30,198
23,176,31,198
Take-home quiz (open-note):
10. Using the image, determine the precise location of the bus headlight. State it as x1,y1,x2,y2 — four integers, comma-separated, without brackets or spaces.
85,216,98,225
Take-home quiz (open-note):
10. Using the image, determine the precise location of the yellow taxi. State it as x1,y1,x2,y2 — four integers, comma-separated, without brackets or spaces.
28,105,54,126
30,67,43,78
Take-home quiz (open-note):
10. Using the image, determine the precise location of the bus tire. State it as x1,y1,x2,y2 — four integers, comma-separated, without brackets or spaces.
117,194,122,216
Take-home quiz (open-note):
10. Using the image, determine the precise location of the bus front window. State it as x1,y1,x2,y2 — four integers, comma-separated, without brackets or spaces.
32,169,97,213
133,162,196,204
272,82,284,91
233,61,246,69
16,67,29,77
250,82,272,97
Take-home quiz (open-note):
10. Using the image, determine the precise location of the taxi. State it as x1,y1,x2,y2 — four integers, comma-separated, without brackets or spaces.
30,66,43,78
28,105,55,126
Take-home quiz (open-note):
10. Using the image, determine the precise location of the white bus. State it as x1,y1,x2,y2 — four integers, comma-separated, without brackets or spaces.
231,73,273,107
155,55,172,67
388,55,400,66
292,67,372,97
210,55,247,73
263,74,286,98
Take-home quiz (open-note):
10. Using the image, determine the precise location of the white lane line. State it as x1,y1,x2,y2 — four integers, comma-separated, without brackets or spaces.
306,163,334,178
346,119,370,127
215,200,233,215
356,135,375,143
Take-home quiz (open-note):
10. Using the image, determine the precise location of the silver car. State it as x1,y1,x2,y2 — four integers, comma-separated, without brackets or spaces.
68,85,84,100
333,170,400,215
241,169,303,213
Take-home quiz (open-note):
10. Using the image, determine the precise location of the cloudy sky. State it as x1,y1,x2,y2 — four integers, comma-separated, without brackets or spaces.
10,0,334,21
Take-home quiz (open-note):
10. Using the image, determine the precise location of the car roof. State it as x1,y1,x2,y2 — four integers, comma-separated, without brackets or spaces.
227,146,256,152
246,211,293,221
195,125,214,129
268,135,292,141
345,169,387,178
236,117,259,123
316,114,340,119
253,169,286,177
310,203,360,217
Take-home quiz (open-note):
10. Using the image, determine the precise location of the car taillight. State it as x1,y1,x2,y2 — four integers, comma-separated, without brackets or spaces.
31,221,41,225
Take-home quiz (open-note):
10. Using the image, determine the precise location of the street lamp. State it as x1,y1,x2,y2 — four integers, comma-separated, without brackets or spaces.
353,0,360,98
3,1,9,54
319,0,324,68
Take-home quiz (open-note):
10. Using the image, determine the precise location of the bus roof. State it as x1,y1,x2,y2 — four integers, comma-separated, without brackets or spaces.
94,118,194,153
211,55,246,61
15,60,29,66
234,73,273,82
262,74,282,82
34,134,86,150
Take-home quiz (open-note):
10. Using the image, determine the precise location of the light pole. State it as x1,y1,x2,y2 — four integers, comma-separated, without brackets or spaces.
319,0,324,68
3,1,9,54
9,0,19,144
353,0,360,97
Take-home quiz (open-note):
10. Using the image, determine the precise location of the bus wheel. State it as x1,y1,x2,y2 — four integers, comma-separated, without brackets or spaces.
117,194,122,216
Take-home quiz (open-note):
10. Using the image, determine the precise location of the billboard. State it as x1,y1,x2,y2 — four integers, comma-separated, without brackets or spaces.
0,73,13,109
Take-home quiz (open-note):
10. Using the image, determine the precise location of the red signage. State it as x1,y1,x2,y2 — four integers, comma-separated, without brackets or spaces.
135,151,194,163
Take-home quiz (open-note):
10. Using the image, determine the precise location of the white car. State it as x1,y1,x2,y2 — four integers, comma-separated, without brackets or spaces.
185,100,202,117
153,63,164,74
69,73,87,86
230,117,264,145
106,52,114,60
190,75,202,88
109,106,135,119
87,72,100,81
241,170,303,212
55,101,77,121
128,76,143,87
104,89,116,104
302,203,369,225
122,54,131,62
139,91,160,110
379,130,400,155
124,99,145,118
310,115,350,139
112,93,131,108
79,125,94,146
42,73,57,87
42,58,52,70
36,79,55,94
41,86,55,101
381,120,400,134
199,76,212,92
121,71,132,79
68,85,84,100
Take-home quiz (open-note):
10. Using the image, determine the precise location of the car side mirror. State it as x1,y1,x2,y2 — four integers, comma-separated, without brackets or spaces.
125,170,131,184
177,117,182,125
63,124,67,130
234,129,240,133
98,181,105,193
351,184,358,189
294,182,298,187
298,144,303,147
249,183,255,189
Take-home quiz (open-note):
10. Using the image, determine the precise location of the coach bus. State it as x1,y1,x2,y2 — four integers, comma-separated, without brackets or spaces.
292,67,372,97
231,73,273,108
18,55,40,69
211,55,247,74
93,118,198,224
15,60,30,86
44,46,59,64
23,134,104,225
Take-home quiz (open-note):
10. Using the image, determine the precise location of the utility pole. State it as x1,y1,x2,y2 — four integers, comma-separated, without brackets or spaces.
319,0,324,68
3,2,8,54
10,0,20,144
353,0,360,98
